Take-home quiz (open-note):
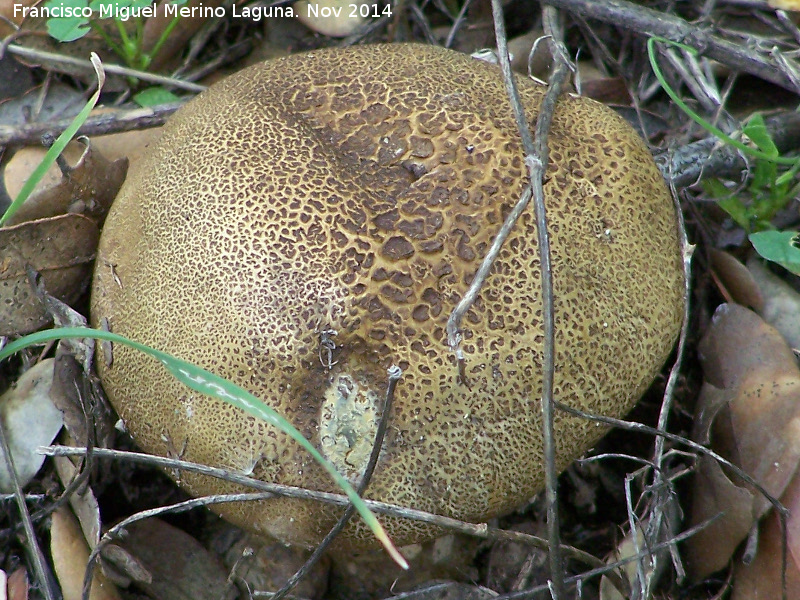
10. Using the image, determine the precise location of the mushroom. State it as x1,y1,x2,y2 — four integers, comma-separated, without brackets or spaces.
90,43,685,549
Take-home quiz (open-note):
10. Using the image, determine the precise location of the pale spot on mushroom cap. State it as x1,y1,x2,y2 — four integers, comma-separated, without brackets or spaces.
319,372,380,482
90,43,685,549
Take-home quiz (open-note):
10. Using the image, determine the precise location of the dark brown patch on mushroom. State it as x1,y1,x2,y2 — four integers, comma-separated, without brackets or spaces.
381,236,415,260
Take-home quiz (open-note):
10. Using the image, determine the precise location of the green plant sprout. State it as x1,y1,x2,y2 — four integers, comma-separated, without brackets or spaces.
648,36,800,273
701,113,800,231
133,86,180,107
0,327,409,569
45,0,189,71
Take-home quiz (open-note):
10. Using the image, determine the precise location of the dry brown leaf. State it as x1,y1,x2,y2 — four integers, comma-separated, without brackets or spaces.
687,380,752,579
3,127,157,208
697,302,796,390
687,303,800,580
732,470,800,599
50,507,121,600
110,518,231,600
3,138,127,227
687,452,756,579
3,146,78,201
77,126,161,175
50,439,146,589
747,255,800,351
6,567,29,600
0,0,35,35
729,375,800,516
710,249,764,312
0,358,62,492
49,354,91,446
0,54,35,103
54,455,101,549
0,213,98,335
51,350,116,449
579,77,634,106
0,82,87,128
6,567,31,600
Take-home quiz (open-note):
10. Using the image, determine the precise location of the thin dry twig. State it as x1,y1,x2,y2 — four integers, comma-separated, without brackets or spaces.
0,102,184,147
0,494,47,501
444,32,536,364
663,47,719,112
0,414,58,600
171,0,243,78
656,111,800,188
494,516,722,600
554,403,789,523
75,488,654,600
444,0,572,594
444,0,475,49
176,38,253,83
638,168,695,593
530,10,574,600
0,42,206,92
545,0,800,92
39,444,614,571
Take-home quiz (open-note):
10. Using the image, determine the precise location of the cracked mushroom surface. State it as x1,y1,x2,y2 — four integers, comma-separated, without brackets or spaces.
91,43,685,549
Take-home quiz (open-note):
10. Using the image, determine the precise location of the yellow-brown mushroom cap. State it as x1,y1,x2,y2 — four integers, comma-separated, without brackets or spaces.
91,43,684,549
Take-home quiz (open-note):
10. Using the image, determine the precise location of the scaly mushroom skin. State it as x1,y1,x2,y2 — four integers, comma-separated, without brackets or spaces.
91,43,684,549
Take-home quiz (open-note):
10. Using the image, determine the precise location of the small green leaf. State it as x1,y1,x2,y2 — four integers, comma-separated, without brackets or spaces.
702,178,732,199
750,230,800,275
745,117,778,193
776,167,800,189
751,158,777,194
46,16,90,41
716,194,748,230
133,87,180,107
743,114,778,157
46,0,91,41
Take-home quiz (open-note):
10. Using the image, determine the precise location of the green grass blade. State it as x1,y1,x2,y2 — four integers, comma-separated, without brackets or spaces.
1,54,106,226
0,327,408,568
647,37,799,167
